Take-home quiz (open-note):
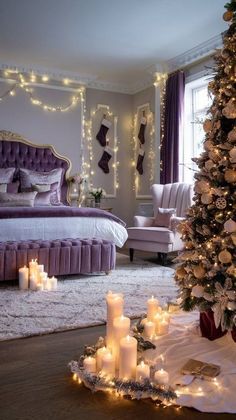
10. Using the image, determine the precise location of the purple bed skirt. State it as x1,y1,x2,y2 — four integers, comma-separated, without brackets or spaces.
0,238,116,280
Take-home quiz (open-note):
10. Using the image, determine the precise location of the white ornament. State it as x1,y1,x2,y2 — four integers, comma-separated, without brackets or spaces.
215,197,227,209
191,285,204,298
201,193,213,204
224,219,236,233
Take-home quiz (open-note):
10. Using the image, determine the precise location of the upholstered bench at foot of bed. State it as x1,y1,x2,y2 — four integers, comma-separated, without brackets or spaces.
0,238,116,281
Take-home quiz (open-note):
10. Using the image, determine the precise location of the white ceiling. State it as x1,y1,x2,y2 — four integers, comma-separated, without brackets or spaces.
0,0,227,87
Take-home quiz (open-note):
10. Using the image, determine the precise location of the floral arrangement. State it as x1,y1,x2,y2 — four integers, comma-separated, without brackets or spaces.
68,173,83,185
89,188,106,201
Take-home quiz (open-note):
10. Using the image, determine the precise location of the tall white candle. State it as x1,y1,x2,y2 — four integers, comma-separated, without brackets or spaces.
39,272,48,290
154,368,169,385
29,259,38,277
154,312,163,334
29,274,37,291
147,296,159,321
158,319,169,335
144,320,155,339
113,315,130,367
83,356,96,374
119,335,137,380
96,347,110,372
106,291,123,350
101,352,115,377
18,266,29,290
136,361,150,382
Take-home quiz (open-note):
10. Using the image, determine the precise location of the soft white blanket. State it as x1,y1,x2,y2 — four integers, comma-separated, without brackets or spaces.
146,311,236,413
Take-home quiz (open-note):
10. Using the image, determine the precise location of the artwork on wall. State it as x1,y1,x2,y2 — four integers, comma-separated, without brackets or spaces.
84,104,119,198
132,103,155,199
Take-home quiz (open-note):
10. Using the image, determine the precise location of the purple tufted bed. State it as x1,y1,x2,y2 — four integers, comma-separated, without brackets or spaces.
0,131,127,280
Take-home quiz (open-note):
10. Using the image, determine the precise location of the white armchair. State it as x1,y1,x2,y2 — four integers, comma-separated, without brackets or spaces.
126,183,193,264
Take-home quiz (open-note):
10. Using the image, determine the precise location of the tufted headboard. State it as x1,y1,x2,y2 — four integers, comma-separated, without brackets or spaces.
0,130,71,205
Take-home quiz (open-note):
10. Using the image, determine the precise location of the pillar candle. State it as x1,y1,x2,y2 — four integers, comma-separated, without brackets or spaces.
144,320,155,339
29,274,37,291
147,296,159,321
96,347,110,372
36,283,43,291
113,315,131,367
154,312,162,334
29,259,38,277
154,368,169,385
101,352,115,377
106,291,123,350
158,319,169,335
83,356,96,374
162,311,170,324
40,272,48,290
119,335,137,380
136,361,150,382
18,266,29,290
50,276,58,291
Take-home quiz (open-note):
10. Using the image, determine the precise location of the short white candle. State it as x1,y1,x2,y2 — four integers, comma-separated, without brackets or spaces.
101,352,115,377
158,319,169,335
147,296,159,321
144,320,155,339
36,283,43,291
136,361,150,382
154,368,169,385
96,347,110,372
50,276,57,291
29,259,38,277
106,291,123,350
83,356,96,374
162,311,170,323
46,278,52,291
154,312,163,334
119,335,137,380
113,315,131,367
29,274,37,291
18,266,29,290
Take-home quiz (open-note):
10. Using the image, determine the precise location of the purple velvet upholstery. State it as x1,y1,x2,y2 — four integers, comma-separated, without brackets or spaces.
0,238,116,280
0,140,69,204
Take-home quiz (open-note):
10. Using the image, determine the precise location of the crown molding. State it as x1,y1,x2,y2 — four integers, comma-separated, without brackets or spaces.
166,33,223,72
0,34,223,95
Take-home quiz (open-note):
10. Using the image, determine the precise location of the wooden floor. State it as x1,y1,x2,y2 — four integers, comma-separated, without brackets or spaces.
0,325,233,420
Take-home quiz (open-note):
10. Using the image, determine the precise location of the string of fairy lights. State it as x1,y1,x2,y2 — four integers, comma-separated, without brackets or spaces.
84,105,120,196
154,72,168,172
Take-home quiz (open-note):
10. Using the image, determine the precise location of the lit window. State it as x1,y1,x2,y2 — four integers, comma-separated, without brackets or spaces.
179,77,213,183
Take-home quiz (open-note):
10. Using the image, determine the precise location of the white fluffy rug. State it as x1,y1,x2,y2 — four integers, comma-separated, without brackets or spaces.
0,253,177,341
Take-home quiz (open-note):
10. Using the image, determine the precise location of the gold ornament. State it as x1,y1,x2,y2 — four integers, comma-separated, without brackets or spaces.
218,249,232,264
194,180,210,194
231,233,236,245
205,159,215,170
208,149,220,162
203,119,213,133
224,169,236,183
176,266,187,279
193,264,206,279
226,265,236,275
201,193,213,204
228,128,236,143
222,99,236,119
203,140,214,151
223,10,233,21
191,284,204,298
215,197,227,209
229,147,236,163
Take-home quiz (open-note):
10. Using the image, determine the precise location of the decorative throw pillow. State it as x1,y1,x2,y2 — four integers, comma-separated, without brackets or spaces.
0,167,15,183
34,191,52,206
153,208,177,228
31,182,59,205
20,168,63,203
0,191,37,207
7,181,20,194
0,184,7,193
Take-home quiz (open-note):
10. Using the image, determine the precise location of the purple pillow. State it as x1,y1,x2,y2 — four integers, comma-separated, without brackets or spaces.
19,168,63,203
153,208,176,228
7,181,20,194
34,191,52,206
32,182,59,205
0,168,15,183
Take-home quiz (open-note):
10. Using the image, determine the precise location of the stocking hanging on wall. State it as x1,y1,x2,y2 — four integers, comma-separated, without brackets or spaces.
96,117,112,147
138,116,147,144
136,148,145,175
98,146,113,174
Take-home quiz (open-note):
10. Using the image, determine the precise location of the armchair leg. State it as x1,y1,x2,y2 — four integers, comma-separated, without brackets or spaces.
129,248,134,262
159,252,167,266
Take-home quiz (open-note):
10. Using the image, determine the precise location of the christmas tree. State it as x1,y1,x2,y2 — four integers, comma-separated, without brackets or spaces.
175,0,236,333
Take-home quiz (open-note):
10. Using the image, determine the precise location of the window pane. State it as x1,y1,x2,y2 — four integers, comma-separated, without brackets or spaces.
193,86,211,112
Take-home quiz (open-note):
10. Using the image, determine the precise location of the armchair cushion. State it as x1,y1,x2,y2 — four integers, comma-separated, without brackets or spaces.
153,207,176,228
134,215,154,227
127,227,174,244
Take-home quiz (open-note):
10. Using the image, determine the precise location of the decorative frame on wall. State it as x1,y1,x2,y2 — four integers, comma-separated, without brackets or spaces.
132,103,155,199
84,104,119,198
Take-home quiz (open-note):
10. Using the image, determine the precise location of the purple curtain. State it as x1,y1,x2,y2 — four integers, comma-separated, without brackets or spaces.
160,71,185,184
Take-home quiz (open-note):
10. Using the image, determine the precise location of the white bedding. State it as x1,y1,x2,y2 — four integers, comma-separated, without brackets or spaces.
0,217,128,248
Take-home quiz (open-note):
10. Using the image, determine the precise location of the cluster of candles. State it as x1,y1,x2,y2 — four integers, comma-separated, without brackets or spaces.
82,292,170,385
18,259,58,291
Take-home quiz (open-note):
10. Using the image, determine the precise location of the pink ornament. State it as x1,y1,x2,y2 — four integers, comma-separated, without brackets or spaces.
224,219,236,233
